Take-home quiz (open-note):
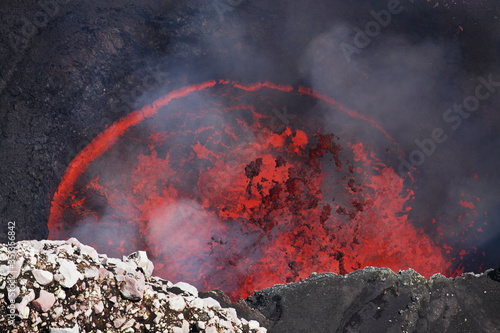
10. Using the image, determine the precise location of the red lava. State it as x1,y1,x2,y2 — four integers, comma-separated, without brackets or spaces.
49,80,463,300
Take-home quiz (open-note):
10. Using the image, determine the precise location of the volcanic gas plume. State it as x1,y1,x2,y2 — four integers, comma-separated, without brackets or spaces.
49,81,471,300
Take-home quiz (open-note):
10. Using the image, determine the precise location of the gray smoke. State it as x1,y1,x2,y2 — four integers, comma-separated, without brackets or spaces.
67,0,499,275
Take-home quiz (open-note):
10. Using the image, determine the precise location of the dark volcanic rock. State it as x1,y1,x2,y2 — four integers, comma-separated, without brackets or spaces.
487,267,500,283
247,268,500,333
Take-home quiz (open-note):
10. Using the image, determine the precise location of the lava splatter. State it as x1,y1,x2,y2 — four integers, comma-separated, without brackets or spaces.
49,81,456,300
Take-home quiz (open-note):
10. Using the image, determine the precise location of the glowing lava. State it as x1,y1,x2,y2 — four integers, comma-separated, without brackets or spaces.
49,80,455,300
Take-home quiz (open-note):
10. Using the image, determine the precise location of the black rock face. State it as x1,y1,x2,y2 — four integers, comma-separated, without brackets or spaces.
487,267,500,283
245,268,500,333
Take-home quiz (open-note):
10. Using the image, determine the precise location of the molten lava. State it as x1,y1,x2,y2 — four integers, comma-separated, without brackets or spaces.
49,80,468,300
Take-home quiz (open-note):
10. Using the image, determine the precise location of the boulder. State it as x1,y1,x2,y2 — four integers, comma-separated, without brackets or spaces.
32,290,56,312
57,259,82,288
32,269,53,285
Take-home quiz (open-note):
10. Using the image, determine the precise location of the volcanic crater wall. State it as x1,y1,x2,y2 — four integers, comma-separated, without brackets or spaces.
1,0,500,313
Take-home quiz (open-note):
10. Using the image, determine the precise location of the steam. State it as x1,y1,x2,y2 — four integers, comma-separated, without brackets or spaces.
147,198,262,291
59,0,499,282
296,10,500,270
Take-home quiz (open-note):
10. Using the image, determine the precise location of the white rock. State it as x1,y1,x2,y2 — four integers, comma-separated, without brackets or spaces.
94,301,104,314
57,259,82,288
28,255,37,265
22,289,36,302
0,265,9,276
53,306,63,317
15,289,35,319
84,267,99,279
117,273,145,301
166,280,173,288
182,320,190,333
144,288,155,298
113,317,127,328
8,286,20,302
32,290,56,312
55,289,66,300
66,238,81,247
22,265,32,275
122,318,135,330
98,267,111,281
79,245,99,262
205,326,217,333
219,319,232,329
45,253,57,265
11,257,24,278
153,311,163,324
189,298,204,309
248,320,260,329
170,321,190,333
128,251,154,277
202,297,221,309
22,240,42,251
227,307,239,322
171,282,198,297
40,240,65,248
16,303,30,319
168,294,186,312
56,244,74,256
153,299,161,308
104,257,121,266
32,269,53,285
50,324,80,333
114,261,137,275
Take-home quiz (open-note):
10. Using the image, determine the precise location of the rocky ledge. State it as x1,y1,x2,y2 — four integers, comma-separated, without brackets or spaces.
0,239,266,333
1,239,499,333
246,268,500,333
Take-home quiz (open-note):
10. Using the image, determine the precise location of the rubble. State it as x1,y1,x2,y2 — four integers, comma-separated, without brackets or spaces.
32,269,54,285
32,290,56,312
249,267,500,333
0,239,267,333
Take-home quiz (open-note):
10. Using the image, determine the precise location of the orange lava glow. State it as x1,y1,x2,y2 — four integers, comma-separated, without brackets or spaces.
49,81,457,300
